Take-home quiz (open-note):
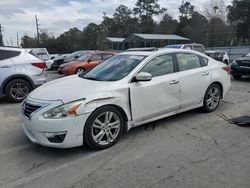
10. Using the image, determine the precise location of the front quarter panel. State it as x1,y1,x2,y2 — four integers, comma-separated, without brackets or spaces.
76,87,132,121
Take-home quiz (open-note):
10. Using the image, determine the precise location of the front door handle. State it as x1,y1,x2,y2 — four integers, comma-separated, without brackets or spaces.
202,72,209,76
169,80,179,85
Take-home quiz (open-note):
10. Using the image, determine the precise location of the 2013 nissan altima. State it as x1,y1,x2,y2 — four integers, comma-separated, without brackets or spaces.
21,49,231,150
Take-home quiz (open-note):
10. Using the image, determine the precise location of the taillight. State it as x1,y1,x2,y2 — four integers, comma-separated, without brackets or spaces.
31,62,46,69
222,66,231,74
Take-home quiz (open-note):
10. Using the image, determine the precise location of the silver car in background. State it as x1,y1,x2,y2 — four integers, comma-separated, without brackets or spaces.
0,47,47,102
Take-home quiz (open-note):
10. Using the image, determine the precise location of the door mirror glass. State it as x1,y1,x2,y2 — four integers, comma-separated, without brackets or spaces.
135,72,152,82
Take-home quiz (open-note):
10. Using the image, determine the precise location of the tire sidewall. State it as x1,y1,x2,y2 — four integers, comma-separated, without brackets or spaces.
203,84,221,112
84,106,124,150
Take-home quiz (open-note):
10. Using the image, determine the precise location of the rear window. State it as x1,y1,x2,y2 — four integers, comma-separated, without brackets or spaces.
193,46,204,53
0,50,21,60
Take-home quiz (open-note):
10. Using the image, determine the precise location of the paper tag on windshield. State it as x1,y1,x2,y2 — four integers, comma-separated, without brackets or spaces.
129,56,144,60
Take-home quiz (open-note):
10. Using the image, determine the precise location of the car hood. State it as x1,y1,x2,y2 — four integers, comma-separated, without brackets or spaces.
29,75,111,103
236,56,250,62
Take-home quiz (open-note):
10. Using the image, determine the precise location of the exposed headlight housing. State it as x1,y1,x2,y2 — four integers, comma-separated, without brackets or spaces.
43,99,85,119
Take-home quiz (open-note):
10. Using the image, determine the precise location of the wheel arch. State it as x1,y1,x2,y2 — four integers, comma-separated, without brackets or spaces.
209,81,223,99
1,74,35,95
84,104,129,135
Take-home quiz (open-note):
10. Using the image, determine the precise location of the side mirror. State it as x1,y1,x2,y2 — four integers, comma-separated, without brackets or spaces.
87,59,91,62
134,72,152,82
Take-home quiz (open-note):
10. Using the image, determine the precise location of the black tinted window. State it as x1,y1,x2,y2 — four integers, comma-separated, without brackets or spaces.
176,53,201,71
141,54,174,77
0,50,20,60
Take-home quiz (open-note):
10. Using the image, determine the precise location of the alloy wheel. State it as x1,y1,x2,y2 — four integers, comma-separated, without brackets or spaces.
91,111,121,146
206,86,220,110
10,82,29,100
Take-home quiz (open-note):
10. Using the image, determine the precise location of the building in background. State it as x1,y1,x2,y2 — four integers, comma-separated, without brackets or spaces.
106,33,190,50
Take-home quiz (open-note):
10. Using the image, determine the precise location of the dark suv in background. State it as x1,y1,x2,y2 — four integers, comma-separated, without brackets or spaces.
231,52,250,79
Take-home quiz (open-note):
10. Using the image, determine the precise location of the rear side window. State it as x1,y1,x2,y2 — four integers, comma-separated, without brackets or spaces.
102,54,113,60
140,54,174,77
201,57,208,66
193,46,204,53
176,53,201,71
0,50,21,60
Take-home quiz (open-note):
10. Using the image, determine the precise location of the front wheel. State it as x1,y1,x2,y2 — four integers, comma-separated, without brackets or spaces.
84,106,124,150
202,84,221,112
75,67,85,74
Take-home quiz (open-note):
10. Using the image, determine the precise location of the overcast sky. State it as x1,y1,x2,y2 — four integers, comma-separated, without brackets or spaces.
0,0,232,46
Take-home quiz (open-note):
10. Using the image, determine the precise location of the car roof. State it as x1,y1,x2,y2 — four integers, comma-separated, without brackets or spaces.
0,46,25,52
120,48,205,57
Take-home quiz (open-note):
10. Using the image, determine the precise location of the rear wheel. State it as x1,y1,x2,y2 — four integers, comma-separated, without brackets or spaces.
84,106,124,150
75,67,85,74
5,79,32,103
202,84,221,112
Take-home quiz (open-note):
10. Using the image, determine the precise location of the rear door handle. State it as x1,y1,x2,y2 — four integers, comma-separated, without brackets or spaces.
202,72,209,76
169,80,179,85
0,65,11,68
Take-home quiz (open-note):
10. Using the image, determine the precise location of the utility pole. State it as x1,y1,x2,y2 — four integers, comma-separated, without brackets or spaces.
0,24,4,46
11,36,13,46
35,15,40,46
17,32,19,47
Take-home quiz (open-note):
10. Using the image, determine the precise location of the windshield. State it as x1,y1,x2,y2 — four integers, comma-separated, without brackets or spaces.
245,52,250,57
83,55,146,81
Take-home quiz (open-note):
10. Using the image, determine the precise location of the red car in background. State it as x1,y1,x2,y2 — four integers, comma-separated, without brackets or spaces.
58,51,115,76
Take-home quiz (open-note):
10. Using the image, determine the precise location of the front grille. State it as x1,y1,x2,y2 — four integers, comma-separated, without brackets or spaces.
238,61,250,67
23,102,41,119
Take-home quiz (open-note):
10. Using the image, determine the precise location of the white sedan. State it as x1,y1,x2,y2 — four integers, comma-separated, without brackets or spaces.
21,49,231,149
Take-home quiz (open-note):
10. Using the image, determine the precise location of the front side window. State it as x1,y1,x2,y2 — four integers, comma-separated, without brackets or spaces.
83,55,146,81
102,54,113,60
140,54,174,77
176,53,201,71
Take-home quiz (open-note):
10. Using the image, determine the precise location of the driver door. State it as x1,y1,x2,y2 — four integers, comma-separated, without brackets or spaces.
130,54,180,124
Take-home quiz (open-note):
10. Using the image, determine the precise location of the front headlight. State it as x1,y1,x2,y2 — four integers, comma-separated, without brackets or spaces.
43,99,85,119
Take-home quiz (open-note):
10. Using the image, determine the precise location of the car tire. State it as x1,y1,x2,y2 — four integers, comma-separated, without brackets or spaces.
5,79,32,103
232,75,242,80
75,67,85,74
202,84,221,112
84,106,124,150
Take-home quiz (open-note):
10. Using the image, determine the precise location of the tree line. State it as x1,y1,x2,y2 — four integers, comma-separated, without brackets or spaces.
20,0,250,53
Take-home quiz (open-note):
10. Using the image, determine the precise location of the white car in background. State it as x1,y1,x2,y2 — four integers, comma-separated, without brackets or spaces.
0,47,47,102
21,49,231,149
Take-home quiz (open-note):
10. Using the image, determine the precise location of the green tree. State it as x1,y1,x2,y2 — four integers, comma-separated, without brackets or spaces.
133,0,166,33
155,13,178,34
82,23,106,50
179,1,194,19
56,28,83,52
227,0,250,42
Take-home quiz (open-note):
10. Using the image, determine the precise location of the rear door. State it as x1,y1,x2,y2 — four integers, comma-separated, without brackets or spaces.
175,53,210,108
0,50,17,84
130,54,180,123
